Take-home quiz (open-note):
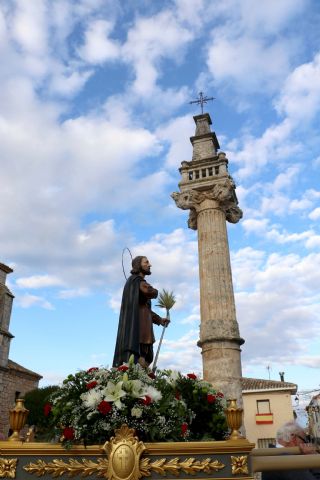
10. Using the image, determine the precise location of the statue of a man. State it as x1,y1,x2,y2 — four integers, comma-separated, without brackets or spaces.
113,256,168,368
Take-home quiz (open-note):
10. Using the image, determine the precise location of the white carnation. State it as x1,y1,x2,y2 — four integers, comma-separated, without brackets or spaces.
131,407,143,418
81,389,103,410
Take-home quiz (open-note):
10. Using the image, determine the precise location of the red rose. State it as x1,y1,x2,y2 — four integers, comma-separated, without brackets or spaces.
87,367,98,373
217,392,224,398
207,394,216,403
63,427,74,440
43,403,52,416
175,391,181,400
142,395,152,406
118,365,129,372
181,423,188,435
86,381,98,389
187,373,197,380
98,401,112,415
148,372,156,379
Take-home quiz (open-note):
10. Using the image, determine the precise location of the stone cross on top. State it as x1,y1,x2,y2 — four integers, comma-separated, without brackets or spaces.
189,91,215,114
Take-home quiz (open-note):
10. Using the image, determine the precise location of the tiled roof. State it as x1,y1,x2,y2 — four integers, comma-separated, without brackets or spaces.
8,359,42,379
0,263,13,274
241,377,297,394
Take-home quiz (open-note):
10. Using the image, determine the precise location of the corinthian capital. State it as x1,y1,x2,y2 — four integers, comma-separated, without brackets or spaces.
171,190,205,210
207,178,236,203
225,205,243,224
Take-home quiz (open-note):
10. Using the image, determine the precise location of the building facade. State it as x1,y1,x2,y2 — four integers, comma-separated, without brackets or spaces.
0,262,41,437
242,377,297,447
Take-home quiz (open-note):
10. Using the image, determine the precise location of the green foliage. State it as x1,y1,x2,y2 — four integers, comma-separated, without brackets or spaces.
174,374,227,440
24,386,58,427
23,385,59,441
156,289,176,316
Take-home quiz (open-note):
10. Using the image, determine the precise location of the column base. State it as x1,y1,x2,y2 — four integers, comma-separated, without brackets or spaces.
198,337,244,407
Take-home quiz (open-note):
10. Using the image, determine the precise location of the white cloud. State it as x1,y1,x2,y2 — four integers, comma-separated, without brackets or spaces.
207,36,292,94
122,10,193,95
16,274,64,289
305,235,320,249
78,19,120,64
309,207,320,221
242,218,269,234
276,53,320,124
156,115,194,169
58,287,90,299
233,249,320,365
228,119,300,179
156,330,202,375
16,293,54,310
10,0,48,56
49,67,93,97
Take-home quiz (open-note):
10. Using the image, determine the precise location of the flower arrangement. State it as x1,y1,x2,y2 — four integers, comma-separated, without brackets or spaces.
46,357,227,447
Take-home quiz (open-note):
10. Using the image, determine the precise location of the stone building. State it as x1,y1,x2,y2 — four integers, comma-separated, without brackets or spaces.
0,262,42,437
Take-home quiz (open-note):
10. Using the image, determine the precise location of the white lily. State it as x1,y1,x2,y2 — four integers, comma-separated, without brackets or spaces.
124,379,143,398
166,370,180,386
103,381,126,408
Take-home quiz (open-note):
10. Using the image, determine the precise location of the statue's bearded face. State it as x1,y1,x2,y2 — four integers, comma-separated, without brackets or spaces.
140,257,152,275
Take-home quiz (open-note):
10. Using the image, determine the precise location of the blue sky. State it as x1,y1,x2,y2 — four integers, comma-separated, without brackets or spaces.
1,0,320,392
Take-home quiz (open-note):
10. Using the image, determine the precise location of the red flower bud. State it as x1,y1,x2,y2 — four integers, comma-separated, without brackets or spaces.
118,365,129,372
207,394,216,403
87,367,99,373
181,422,188,435
148,372,156,379
142,395,152,405
217,392,224,398
86,381,98,389
97,401,112,415
187,373,197,380
175,391,181,400
63,427,74,440
43,403,52,416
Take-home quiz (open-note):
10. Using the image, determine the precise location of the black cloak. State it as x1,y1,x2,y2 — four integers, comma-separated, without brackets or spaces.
112,274,143,367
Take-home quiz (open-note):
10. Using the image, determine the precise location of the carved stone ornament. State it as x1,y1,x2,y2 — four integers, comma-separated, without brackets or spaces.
0,459,17,478
171,190,204,210
188,209,198,230
208,178,236,203
230,455,248,475
102,425,145,480
225,205,243,224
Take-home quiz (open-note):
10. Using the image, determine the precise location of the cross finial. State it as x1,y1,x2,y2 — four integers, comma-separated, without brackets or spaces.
189,91,215,114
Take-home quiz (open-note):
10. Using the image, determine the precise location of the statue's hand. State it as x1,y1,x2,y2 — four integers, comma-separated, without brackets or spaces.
161,318,170,327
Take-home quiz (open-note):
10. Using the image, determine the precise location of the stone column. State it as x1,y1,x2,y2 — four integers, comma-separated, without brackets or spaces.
196,198,243,402
171,113,244,404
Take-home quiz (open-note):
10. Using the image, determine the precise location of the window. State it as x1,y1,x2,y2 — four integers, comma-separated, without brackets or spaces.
257,438,276,448
257,399,271,414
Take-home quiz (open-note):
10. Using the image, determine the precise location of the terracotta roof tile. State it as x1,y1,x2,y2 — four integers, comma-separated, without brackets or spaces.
241,377,297,394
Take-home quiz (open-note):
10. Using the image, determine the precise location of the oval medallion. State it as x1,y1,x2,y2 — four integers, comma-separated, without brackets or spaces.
112,444,135,479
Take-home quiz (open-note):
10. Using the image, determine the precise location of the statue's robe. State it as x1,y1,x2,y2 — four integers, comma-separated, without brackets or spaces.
112,274,161,367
